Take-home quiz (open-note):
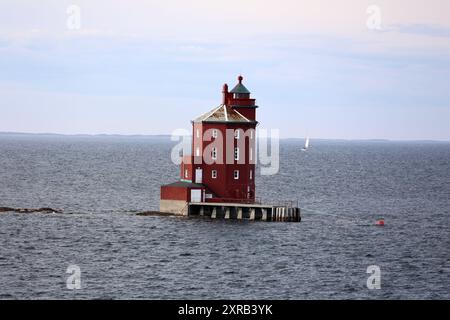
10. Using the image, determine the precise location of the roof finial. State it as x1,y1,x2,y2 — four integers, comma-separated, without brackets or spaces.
238,75,243,83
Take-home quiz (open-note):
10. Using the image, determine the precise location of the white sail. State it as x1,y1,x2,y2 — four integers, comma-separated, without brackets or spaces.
304,137,310,149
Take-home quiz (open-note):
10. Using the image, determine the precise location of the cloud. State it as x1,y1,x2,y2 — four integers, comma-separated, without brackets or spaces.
1,0,450,139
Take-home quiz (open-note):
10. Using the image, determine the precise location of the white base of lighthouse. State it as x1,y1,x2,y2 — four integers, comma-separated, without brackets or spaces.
159,200,189,216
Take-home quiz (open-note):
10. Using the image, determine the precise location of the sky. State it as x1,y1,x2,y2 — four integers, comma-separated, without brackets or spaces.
0,0,449,140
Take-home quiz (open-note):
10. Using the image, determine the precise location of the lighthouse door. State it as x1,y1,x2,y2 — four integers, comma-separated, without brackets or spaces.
191,190,202,203
195,168,203,184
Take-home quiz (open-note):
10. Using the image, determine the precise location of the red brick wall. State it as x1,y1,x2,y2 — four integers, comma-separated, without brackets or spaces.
193,122,256,201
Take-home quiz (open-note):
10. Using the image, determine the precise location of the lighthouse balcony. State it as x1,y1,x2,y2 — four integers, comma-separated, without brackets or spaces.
227,98,257,107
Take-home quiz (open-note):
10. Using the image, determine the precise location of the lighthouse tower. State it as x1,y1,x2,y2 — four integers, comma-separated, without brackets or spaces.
189,75,258,201
160,76,259,214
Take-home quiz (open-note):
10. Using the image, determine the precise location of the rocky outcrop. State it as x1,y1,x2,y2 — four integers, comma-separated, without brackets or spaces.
136,211,175,217
0,207,62,214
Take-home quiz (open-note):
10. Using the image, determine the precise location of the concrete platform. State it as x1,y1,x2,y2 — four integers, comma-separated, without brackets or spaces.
188,202,301,222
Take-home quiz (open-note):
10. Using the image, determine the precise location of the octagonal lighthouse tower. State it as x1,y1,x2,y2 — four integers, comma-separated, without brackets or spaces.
160,76,301,222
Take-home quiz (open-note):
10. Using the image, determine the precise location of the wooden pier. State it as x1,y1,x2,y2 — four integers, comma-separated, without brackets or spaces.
188,202,301,222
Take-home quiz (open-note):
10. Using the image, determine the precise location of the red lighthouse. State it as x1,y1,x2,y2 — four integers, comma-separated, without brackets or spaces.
160,75,258,214
160,76,301,222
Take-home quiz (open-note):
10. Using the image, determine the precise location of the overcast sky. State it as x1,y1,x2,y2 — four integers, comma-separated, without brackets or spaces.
1,0,449,140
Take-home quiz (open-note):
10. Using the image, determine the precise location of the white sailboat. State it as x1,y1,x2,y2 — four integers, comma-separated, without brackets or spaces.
301,136,310,151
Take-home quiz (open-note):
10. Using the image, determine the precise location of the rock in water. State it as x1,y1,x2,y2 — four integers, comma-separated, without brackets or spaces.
136,211,175,217
0,207,62,214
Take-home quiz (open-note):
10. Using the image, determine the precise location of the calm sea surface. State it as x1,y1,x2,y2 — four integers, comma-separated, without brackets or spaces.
0,134,448,299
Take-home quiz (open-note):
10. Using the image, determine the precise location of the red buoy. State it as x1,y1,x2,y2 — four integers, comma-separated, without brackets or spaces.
376,219,385,226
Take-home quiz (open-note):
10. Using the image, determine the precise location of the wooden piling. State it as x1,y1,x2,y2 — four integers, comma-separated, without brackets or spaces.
250,208,256,220
225,207,231,219
262,208,267,221
237,207,243,220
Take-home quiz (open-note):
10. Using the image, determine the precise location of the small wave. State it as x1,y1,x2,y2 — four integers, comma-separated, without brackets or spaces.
180,253,193,257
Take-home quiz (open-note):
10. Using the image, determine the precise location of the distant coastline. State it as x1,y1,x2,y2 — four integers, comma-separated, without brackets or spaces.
0,131,448,143
0,132,172,140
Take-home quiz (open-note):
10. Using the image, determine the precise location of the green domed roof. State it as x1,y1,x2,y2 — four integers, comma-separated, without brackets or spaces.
230,75,251,94
230,82,250,94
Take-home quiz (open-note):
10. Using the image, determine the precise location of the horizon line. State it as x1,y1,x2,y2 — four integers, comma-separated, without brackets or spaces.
0,131,449,143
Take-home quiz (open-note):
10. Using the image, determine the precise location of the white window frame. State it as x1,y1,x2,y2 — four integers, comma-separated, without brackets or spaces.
234,147,239,161
185,169,188,179
212,129,218,139
212,147,217,160
250,170,253,180
196,147,200,157
235,130,240,140
249,147,253,161
234,170,240,180
196,129,200,138
250,130,253,139
212,170,217,179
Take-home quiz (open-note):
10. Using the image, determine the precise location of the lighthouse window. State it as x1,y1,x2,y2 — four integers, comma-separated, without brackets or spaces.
235,130,240,139
234,170,240,180
234,147,239,161
250,170,253,180
185,169,188,179
196,147,200,157
196,129,200,138
212,129,218,138
212,170,217,179
212,147,217,160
